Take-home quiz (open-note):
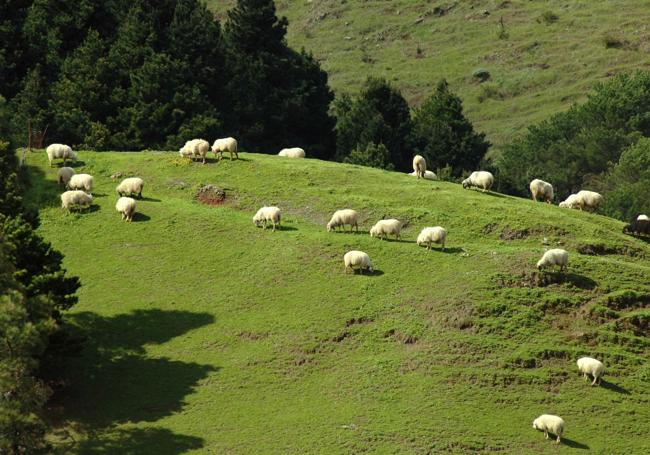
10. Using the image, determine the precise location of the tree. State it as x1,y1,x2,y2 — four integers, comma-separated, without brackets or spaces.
334,77,412,170
343,142,394,170
410,79,490,177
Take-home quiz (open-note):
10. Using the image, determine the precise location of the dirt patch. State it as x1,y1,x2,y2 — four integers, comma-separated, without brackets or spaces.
597,289,650,311
331,330,351,343
482,223,568,240
614,314,650,337
238,331,268,340
384,329,418,344
196,184,226,206
576,242,644,258
493,271,597,289
345,316,372,326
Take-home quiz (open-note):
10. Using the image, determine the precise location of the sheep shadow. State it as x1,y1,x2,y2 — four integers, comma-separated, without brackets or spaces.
56,160,86,168
419,246,465,254
561,437,589,449
217,156,250,162
348,269,385,277
139,196,162,203
600,379,630,394
540,271,597,290
65,204,100,214
91,192,108,198
131,212,151,222
72,427,204,455
480,191,507,198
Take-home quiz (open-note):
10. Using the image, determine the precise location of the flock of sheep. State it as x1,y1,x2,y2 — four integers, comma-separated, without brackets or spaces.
45,142,643,446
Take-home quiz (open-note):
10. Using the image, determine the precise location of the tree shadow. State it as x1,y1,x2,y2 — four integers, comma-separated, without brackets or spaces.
561,437,589,449
52,309,216,450
600,379,630,394
131,212,151,222
22,162,62,209
73,427,204,455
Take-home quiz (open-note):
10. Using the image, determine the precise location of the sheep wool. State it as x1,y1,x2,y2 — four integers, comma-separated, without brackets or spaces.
412,155,427,179
577,357,605,386
115,197,137,222
559,193,579,209
408,170,437,180
116,177,144,198
370,219,402,241
529,179,554,203
46,143,77,166
416,226,447,250
343,250,373,274
57,167,75,188
327,209,359,232
638,214,650,221
253,206,282,231
462,171,494,192
575,190,603,211
68,173,94,194
61,190,92,211
211,137,239,161
278,147,306,158
180,139,210,164
536,248,568,272
532,414,565,444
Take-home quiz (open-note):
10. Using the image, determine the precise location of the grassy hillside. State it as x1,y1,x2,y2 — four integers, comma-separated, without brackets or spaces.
208,0,650,151
24,151,650,454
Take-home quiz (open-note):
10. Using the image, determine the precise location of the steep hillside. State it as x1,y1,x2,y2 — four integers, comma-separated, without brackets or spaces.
209,0,650,151
24,151,650,453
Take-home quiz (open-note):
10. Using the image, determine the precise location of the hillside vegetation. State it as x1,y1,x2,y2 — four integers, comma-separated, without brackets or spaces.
23,151,650,453
209,0,650,150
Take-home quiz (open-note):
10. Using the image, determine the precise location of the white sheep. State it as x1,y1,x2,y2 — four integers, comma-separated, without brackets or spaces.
412,155,426,179
116,177,144,198
530,179,554,203
179,139,210,164
343,250,373,274
574,190,603,211
253,206,281,231
115,197,137,222
559,193,579,209
532,414,565,444
638,214,649,221
68,174,94,195
57,167,75,188
370,219,402,241
462,171,494,192
408,170,437,180
211,137,238,161
416,226,447,250
61,190,92,211
536,248,568,272
278,147,306,158
577,357,605,386
327,209,359,233
46,144,77,167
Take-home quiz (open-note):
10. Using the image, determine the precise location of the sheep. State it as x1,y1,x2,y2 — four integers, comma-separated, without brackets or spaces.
532,414,565,444
115,197,137,222
462,171,494,192
57,167,75,188
559,193,579,209
412,155,426,179
416,226,447,250
253,206,281,231
623,218,650,236
529,179,554,203
343,250,373,274
574,190,603,211
369,219,402,241
408,170,437,180
327,209,359,233
536,248,568,272
638,214,650,221
61,190,92,211
577,357,605,386
211,137,239,161
116,177,144,199
278,147,306,158
179,139,210,164
68,173,94,195
46,144,77,167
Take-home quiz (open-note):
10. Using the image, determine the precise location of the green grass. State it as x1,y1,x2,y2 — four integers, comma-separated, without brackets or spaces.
208,0,650,154
24,151,650,453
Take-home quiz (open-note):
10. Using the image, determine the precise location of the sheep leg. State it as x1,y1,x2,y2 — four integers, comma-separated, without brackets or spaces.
591,375,598,386
441,242,445,251
556,434,561,444
544,431,549,440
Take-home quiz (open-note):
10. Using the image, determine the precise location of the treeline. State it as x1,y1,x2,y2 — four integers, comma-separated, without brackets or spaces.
0,98,80,453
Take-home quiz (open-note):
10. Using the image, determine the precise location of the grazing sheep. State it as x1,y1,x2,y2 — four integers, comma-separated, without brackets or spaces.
574,190,603,211
408,170,437,180
559,193,579,209
623,218,650,236
536,249,568,272
57,167,75,188
46,144,77,166
278,147,306,158
68,173,94,194
327,209,359,232
116,177,144,199
412,155,426,179
532,414,565,444
462,171,494,192
179,139,210,164
416,226,447,250
638,214,649,221
61,190,92,211
212,137,239,161
577,357,605,386
115,197,137,222
253,206,281,231
343,250,373,274
530,179,554,203
369,219,402,241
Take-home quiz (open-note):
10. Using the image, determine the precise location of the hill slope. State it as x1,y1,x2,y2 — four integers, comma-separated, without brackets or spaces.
24,151,650,453
209,0,650,151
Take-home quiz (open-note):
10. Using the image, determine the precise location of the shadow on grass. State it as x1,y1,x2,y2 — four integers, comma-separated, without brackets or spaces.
561,437,589,449
600,379,630,394
53,309,216,452
256,225,297,232
468,189,506,198
131,212,151,222
139,196,162,202
562,272,598,290
73,427,204,455
348,269,385,277
419,246,465,254
216,156,251,162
